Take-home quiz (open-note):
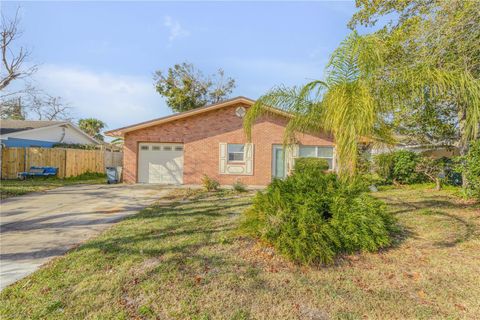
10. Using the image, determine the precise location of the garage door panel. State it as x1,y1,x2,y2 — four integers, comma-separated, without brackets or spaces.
138,143,184,184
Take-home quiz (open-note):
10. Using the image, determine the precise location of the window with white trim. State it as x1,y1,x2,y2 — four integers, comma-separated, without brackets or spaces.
299,145,334,169
227,144,245,162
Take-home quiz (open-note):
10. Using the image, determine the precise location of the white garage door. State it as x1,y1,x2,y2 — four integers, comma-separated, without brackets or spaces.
138,143,184,184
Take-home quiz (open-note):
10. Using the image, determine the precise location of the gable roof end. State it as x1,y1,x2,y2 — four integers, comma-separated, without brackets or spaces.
0,120,100,145
105,96,292,137
0,120,65,135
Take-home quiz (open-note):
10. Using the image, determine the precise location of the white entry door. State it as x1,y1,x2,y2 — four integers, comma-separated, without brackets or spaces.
138,143,184,184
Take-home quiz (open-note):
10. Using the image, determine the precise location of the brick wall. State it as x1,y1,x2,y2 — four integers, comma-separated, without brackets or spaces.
123,103,334,185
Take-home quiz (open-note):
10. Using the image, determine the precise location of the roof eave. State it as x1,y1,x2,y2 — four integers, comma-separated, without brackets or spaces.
105,97,256,137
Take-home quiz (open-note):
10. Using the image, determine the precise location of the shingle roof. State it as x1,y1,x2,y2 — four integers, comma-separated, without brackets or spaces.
0,120,66,135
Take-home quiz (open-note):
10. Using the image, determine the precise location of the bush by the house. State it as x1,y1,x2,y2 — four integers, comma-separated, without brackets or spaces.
294,157,329,174
456,140,480,200
232,180,247,193
241,162,396,265
202,175,220,191
374,150,423,184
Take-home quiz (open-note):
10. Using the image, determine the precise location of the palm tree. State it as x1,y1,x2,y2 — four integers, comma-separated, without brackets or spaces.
244,32,393,177
244,32,480,179
78,118,106,142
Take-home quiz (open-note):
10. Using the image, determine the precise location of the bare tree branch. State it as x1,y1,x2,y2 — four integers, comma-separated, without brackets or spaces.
30,93,72,121
0,8,37,91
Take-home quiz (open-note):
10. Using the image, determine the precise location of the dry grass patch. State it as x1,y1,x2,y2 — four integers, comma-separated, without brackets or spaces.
1,185,479,319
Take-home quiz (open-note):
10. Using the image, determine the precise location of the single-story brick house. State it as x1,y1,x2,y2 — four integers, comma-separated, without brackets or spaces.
105,96,336,186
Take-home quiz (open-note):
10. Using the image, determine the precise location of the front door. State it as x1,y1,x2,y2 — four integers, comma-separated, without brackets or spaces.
272,145,286,179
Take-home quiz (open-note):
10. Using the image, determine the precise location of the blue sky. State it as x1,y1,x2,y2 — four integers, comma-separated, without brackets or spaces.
2,1,360,130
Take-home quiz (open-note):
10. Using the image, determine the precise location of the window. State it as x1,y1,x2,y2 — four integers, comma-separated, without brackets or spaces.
227,144,245,162
174,146,183,151
298,145,334,169
163,146,172,151
299,146,316,157
140,145,149,151
152,146,161,151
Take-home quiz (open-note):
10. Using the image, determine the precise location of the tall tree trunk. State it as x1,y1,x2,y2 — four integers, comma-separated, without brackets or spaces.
435,177,442,191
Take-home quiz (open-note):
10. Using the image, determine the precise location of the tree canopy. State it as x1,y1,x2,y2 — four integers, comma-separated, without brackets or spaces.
154,62,236,113
244,32,392,177
351,0,480,148
245,1,480,179
78,118,106,142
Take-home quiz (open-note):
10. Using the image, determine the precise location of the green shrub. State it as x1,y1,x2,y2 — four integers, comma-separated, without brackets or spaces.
294,157,330,174
456,140,480,200
356,148,372,175
373,152,395,184
241,169,396,265
393,150,422,184
52,143,98,150
65,171,106,181
232,180,247,193
202,175,220,191
374,150,423,184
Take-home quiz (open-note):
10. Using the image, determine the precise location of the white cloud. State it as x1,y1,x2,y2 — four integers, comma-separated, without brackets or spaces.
163,16,190,43
32,65,170,131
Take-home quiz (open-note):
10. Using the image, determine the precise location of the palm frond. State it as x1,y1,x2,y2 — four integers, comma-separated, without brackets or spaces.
243,83,326,141
398,66,480,141
244,32,391,178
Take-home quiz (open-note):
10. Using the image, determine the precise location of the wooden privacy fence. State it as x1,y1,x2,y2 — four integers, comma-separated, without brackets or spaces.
0,147,123,179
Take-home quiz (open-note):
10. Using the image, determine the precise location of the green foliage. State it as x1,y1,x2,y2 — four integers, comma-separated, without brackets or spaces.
78,118,106,141
392,150,422,184
456,140,480,200
374,150,423,184
373,152,395,184
138,305,155,317
154,62,236,113
244,32,393,178
52,143,99,150
65,171,107,181
241,169,396,265
232,180,247,193
351,0,480,150
294,157,329,174
202,175,220,192
415,156,448,190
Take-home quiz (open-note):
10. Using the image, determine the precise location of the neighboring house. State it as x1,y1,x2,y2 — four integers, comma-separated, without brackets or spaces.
0,120,99,147
371,142,459,159
106,96,336,185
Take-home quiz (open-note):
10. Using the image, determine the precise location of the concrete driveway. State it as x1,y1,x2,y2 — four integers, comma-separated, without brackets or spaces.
0,184,169,290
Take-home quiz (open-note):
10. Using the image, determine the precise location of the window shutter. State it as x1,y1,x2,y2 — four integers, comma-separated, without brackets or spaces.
219,143,227,174
245,143,254,175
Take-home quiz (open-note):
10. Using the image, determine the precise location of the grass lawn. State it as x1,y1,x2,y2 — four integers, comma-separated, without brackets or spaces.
1,185,479,319
0,173,107,200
